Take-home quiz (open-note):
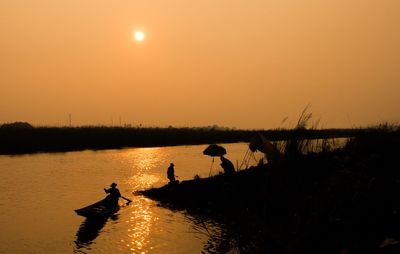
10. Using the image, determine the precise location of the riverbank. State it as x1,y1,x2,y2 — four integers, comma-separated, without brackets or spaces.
0,125,356,155
138,125,400,253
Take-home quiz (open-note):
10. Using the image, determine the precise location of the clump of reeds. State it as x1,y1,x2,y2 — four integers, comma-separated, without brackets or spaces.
273,105,338,163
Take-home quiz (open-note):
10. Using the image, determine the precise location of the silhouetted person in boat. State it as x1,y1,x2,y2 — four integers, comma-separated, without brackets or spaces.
220,156,235,175
104,182,121,207
167,163,177,184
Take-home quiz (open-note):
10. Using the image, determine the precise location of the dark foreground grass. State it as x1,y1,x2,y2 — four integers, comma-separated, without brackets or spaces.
138,125,400,253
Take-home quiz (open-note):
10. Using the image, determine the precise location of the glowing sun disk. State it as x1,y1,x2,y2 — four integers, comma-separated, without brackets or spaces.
134,31,145,41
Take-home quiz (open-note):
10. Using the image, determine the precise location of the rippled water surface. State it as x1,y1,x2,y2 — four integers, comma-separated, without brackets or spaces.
0,143,261,253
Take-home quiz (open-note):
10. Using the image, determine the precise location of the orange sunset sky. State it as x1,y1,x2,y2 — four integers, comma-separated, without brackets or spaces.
1,0,399,129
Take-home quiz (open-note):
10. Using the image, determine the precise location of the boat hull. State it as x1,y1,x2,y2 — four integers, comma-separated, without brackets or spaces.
75,198,120,218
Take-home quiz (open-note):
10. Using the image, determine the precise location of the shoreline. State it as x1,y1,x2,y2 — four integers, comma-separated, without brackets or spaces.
138,127,400,253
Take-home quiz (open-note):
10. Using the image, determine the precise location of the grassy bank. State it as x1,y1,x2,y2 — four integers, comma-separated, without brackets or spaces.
139,125,400,253
0,125,356,155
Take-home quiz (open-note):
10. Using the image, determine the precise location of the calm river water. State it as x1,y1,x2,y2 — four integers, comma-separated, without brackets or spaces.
0,143,262,254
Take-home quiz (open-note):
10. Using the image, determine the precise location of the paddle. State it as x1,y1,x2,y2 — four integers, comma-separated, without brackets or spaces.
121,196,132,204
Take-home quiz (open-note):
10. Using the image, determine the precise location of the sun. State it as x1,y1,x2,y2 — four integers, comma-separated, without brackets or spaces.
134,31,145,42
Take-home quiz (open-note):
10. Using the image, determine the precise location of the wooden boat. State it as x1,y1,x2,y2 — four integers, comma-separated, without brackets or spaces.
75,198,120,218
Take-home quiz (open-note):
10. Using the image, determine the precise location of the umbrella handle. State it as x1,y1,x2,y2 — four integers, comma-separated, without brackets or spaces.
208,157,215,176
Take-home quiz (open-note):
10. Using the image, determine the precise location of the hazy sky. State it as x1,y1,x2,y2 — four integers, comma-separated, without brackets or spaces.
1,0,399,129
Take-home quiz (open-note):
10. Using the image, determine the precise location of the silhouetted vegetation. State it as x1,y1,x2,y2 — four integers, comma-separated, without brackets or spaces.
139,124,400,253
0,121,33,129
0,124,358,155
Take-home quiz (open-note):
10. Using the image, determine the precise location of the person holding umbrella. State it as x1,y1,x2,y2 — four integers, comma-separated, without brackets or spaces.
220,156,235,175
203,144,228,176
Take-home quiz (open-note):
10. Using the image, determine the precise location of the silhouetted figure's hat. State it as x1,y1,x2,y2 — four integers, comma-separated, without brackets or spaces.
170,163,174,166
110,182,117,187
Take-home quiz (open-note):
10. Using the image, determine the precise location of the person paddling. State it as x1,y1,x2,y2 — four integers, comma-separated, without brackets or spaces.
104,182,132,207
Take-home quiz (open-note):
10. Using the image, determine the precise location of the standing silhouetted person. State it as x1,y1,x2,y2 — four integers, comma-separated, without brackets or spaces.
104,182,121,207
167,163,176,183
220,156,235,175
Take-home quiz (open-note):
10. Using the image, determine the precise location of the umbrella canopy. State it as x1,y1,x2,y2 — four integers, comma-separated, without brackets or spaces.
203,144,226,157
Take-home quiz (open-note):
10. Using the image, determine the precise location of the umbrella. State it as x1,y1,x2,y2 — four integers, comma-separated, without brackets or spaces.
203,144,226,176
203,144,226,157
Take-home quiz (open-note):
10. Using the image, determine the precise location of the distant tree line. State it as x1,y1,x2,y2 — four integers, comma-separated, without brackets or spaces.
0,122,364,155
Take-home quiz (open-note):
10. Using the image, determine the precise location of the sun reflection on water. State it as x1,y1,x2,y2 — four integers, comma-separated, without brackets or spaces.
129,147,165,170
119,148,167,253
122,147,167,189
124,196,158,254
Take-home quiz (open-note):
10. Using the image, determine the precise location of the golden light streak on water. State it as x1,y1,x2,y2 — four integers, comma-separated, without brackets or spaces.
122,147,167,189
119,148,165,253
130,147,165,171
125,196,157,254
